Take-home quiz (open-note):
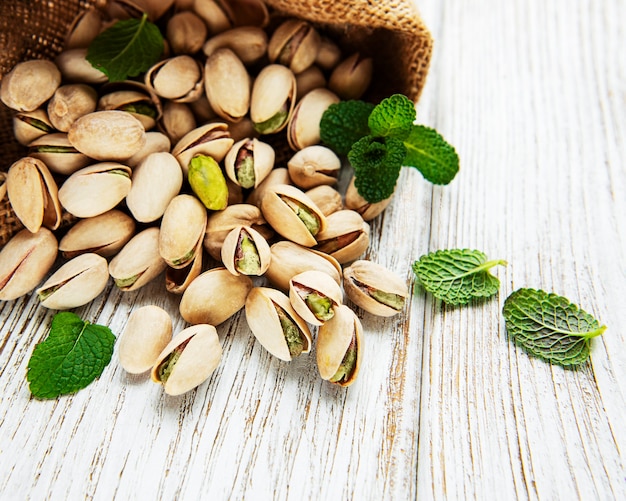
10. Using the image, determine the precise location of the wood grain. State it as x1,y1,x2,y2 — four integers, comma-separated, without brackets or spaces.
1,0,625,499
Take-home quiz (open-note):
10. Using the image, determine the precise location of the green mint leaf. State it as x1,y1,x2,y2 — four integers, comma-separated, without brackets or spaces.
404,125,459,185
412,249,506,305
368,94,416,140
27,312,116,399
319,100,375,155
503,288,606,367
86,13,163,82
348,135,406,203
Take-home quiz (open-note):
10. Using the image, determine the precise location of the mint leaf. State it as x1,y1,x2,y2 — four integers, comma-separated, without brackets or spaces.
348,135,406,203
27,312,116,399
319,100,375,155
404,125,459,185
86,13,163,82
503,288,606,367
412,249,506,305
368,94,415,140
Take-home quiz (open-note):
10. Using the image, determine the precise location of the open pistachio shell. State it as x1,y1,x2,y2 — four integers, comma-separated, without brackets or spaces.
64,7,103,49
28,133,91,176
36,253,109,309
202,26,268,65
328,53,374,100
0,60,61,112
317,304,363,387
288,269,343,326
245,287,311,361
13,109,55,146
314,210,370,264
145,56,204,103
267,19,320,74
287,88,339,151
98,89,161,131
250,64,296,134
287,145,341,189
193,0,234,34
204,48,251,122
165,236,204,294
159,194,207,269
245,167,291,208
224,137,275,189
171,122,233,175
151,324,222,396
221,225,271,276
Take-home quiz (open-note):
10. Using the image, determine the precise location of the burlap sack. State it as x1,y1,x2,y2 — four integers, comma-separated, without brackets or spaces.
0,0,432,246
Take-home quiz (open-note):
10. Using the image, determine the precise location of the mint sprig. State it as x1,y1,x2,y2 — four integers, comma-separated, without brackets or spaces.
404,125,459,185
86,13,163,82
27,312,116,399
368,94,415,140
503,288,606,367
319,100,375,156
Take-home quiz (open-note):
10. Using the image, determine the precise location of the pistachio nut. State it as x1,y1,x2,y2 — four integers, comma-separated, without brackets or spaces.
221,225,271,276
202,26,268,65
126,152,183,223
315,36,342,71
0,228,58,301
159,194,207,269
55,48,109,84
264,240,341,292
98,89,161,130
171,122,233,175
314,210,370,264
189,95,218,123
179,267,253,325
145,56,204,103
261,184,327,247
229,0,269,27
317,304,363,387
295,65,326,101
305,185,343,216
28,133,91,175
245,167,291,208
287,145,341,189
47,84,98,132
250,64,296,134
118,305,173,374
165,237,204,294
344,175,393,221
287,88,340,151
58,209,136,259
328,53,374,100
132,0,176,21
109,227,167,291
166,10,208,54
6,157,62,233
288,269,343,326
204,48,251,122
68,110,146,161
13,109,54,146
36,253,109,309
343,260,409,317
224,138,274,189
64,7,103,49
193,0,234,34
151,323,222,396
203,203,271,260
267,19,320,74
125,131,171,168
187,154,229,210
58,163,132,218
159,101,197,145
0,60,61,112
245,287,312,361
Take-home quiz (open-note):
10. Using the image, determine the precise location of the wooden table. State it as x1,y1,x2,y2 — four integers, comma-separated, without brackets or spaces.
1,0,625,499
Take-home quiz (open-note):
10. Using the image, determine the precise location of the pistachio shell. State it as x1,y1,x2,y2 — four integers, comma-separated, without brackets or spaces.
204,48,251,122
159,194,207,268
125,131,171,168
166,11,208,54
119,305,173,374
315,36,342,71
305,185,343,216
193,0,233,34
145,56,204,103
48,84,98,132
221,225,271,276
0,60,61,112
98,89,161,131
288,269,343,326
245,167,291,208
202,26,268,65
295,65,326,101
245,287,311,361
165,237,204,294
344,176,394,221
179,267,253,325
28,133,91,175
0,228,58,301
328,53,374,100
287,88,339,151
13,109,54,146
314,210,370,264
64,7,103,49
171,122,233,175
159,101,197,145
250,65,296,134
287,145,341,189
229,0,269,27
151,324,222,396
267,19,320,74
55,48,109,84
36,253,109,309
224,138,275,189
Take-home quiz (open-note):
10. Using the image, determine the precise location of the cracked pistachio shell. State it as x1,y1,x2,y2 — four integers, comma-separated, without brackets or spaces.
36,253,109,309
314,210,370,264
48,84,98,132
343,260,409,317
261,184,327,247
268,19,320,74
0,228,58,301
202,26,268,65
28,133,91,175
68,110,146,161
289,270,343,326
295,65,326,101
159,101,197,145
224,138,275,189
58,163,132,218
109,227,167,291
204,203,272,260
6,157,62,233
180,267,253,325
193,0,234,34
119,305,173,374
305,185,343,216
126,131,171,168
245,167,291,208
13,109,54,146
98,89,161,131
132,0,176,21
126,152,183,223
229,0,269,27
172,122,233,175
204,48,250,122
245,287,311,361
145,56,204,103
221,225,271,276
265,240,341,292
188,155,229,210
250,65,296,134
317,304,363,387
165,237,203,294
0,60,61,112
287,145,341,190
151,323,222,396
64,7,103,49
167,11,208,55
58,209,136,259
159,194,207,269
344,175,393,221
328,53,374,100
287,88,339,151
55,48,108,84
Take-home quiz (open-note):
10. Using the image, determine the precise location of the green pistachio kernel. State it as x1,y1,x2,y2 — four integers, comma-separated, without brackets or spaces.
329,336,357,383
253,103,289,134
122,102,158,119
305,291,334,321
235,232,261,274
29,145,78,154
114,275,140,289
188,154,229,210
275,303,304,357
236,155,255,189
280,196,321,235
370,289,406,311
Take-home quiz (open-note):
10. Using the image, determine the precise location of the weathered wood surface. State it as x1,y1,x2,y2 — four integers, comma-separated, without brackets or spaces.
1,0,625,499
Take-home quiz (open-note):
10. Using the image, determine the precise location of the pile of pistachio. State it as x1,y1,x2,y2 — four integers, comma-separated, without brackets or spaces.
0,0,410,394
